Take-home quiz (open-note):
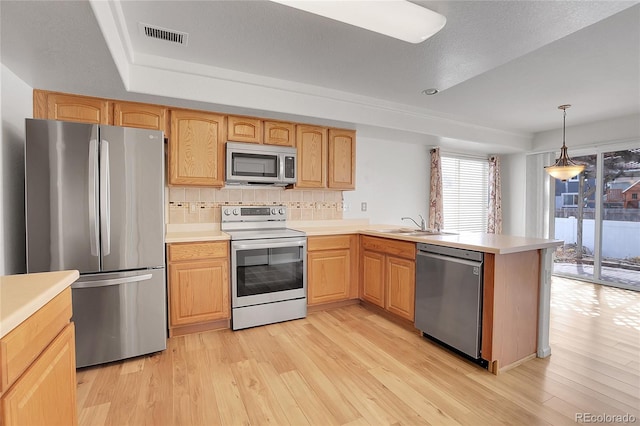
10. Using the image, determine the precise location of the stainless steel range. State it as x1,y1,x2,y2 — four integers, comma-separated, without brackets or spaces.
221,205,307,330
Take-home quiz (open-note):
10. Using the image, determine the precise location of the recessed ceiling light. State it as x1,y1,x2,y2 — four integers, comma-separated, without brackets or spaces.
270,0,446,44
422,88,439,95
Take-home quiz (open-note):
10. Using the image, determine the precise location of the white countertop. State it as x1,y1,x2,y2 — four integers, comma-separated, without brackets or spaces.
0,270,79,339
164,220,563,254
165,223,230,243
360,230,563,254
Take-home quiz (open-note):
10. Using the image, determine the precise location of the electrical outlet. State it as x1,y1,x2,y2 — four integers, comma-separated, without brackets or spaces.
361,202,367,212
190,203,197,213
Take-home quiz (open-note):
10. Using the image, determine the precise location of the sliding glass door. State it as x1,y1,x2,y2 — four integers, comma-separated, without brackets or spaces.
553,154,597,281
553,146,640,291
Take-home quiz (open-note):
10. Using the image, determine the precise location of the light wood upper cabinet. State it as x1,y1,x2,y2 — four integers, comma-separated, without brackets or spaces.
328,129,356,190
227,115,262,143
35,91,109,124
167,242,230,336
264,121,296,146
112,101,168,133
32,89,357,189
307,235,358,306
169,109,226,186
296,125,328,188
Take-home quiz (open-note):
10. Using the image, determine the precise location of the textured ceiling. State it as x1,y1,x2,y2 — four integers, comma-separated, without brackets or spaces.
1,0,639,147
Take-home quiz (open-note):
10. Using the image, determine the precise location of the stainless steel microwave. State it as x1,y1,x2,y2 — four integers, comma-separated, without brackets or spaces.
225,142,297,186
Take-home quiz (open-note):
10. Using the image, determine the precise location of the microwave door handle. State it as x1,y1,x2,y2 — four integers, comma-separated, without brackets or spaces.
279,155,285,181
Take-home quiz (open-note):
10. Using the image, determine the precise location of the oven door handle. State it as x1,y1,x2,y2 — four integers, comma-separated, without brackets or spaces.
232,239,306,251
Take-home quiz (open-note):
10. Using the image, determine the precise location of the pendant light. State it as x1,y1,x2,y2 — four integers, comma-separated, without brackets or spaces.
544,104,585,181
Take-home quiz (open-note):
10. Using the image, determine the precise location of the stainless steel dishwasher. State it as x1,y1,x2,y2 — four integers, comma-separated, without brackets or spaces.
415,243,485,364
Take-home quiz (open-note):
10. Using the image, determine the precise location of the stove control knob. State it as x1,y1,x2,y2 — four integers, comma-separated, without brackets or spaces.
223,208,231,216
271,208,277,215
278,208,285,215
232,208,239,216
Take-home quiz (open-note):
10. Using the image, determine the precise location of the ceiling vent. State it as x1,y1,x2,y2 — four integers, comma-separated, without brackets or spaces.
139,22,189,46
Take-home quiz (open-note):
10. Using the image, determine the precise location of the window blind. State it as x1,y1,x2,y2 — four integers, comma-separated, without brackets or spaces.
441,155,489,232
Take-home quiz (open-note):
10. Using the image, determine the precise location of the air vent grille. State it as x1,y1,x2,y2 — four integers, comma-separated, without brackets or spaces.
139,22,188,46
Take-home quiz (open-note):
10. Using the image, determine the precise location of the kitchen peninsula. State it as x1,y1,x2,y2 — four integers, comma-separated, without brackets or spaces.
166,221,562,374
0,270,79,425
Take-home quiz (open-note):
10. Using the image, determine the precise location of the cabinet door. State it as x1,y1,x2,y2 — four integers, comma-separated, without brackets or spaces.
361,250,385,308
46,92,109,124
169,109,226,186
308,249,350,305
296,125,327,188
113,102,167,132
1,323,77,426
168,259,230,326
386,256,416,321
228,115,262,143
264,121,295,146
328,129,356,190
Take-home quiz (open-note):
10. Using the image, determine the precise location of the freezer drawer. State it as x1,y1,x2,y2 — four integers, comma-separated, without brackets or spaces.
71,269,167,368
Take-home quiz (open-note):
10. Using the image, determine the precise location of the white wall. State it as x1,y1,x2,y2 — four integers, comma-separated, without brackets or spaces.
532,113,640,151
500,153,527,236
1,64,32,274
343,137,429,226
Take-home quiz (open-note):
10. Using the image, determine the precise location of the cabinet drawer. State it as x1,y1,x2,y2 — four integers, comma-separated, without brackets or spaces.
361,236,416,260
307,235,353,251
0,287,72,393
168,242,229,262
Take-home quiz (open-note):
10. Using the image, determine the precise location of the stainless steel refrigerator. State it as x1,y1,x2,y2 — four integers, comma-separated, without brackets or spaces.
25,118,167,368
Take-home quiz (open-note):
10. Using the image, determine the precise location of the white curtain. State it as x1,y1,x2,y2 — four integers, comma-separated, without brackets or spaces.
488,155,502,234
428,148,443,230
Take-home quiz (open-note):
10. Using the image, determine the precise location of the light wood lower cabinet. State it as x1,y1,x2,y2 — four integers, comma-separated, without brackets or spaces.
482,250,541,373
167,241,230,336
307,235,358,306
0,287,77,426
360,236,416,322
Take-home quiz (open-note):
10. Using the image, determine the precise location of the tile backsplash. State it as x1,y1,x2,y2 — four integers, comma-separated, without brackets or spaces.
168,187,344,224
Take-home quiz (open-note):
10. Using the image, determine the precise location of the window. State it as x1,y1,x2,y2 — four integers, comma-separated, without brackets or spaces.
561,193,579,207
633,193,638,200
441,155,489,232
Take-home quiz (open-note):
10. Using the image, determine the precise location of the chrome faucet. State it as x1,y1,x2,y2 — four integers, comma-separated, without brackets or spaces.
402,215,426,231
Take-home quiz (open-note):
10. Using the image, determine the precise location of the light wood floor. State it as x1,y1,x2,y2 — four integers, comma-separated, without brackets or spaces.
77,277,640,425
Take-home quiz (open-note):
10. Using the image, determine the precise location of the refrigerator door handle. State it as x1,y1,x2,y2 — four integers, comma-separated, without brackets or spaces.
100,139,111,256
88,139,100,256
71,273,153,289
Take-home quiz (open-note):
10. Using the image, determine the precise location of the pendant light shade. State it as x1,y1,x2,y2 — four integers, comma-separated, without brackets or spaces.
544,105,585,181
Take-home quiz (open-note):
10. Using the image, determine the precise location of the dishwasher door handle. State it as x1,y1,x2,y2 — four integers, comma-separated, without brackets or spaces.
417,251,483,268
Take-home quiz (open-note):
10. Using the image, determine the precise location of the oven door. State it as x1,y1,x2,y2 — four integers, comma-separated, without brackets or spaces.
231,237,307,308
